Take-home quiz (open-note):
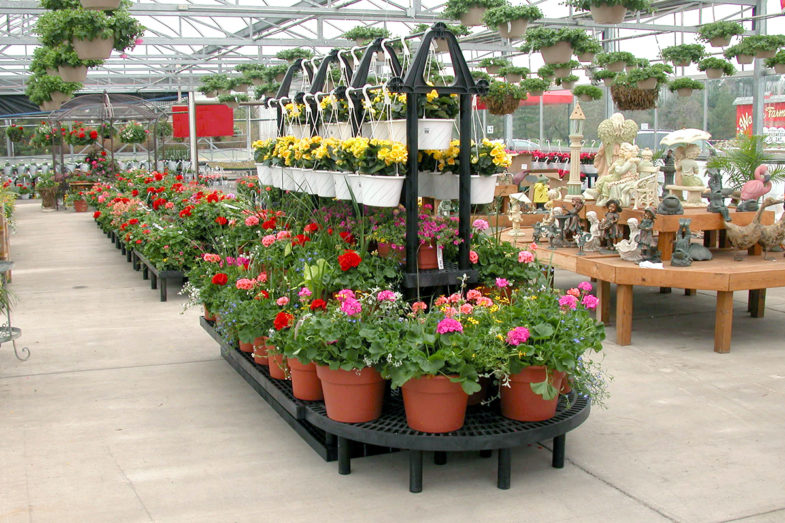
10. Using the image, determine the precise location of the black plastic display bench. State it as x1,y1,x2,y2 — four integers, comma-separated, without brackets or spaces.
200,317,591,493
133,250,184,302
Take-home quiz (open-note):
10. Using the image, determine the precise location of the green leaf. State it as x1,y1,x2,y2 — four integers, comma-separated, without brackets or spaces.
530,379,558,400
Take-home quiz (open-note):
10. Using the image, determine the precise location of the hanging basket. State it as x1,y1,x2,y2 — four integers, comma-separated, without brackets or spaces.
311,170,336,197
606,61,626,73
705,68,724,80
459,6,486,26
540,41,573,65
482,94,522,115
79,0,121,9
736,54,754,65
72,37,114,60
58,65,87,83
256,164,272,186
384,119,454,150
611,84,658,111
432,37,450,54
356,175,405,207
322,122,352,140
333,172,353,200
418,171,435,198
676,87,695,98
470,174,499,204
635,77,658,89
774,63,785,75
497,19,529,40
505,73,523,83
709,36,731,48
577,52,596,63
590,4,627,24
755,49,777,59
285,123,310,139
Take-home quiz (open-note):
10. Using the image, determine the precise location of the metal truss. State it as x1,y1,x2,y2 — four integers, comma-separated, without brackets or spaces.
0,0,778,96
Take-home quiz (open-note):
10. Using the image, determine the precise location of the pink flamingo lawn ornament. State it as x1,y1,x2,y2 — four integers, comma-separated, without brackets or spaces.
741,165,772,201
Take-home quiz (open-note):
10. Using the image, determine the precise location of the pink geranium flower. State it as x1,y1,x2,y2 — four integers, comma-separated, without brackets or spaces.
245,215,259,226
276,297,289,306
340,298,362,316
566,288,581,298
495,278,509,288
559,294,578,310
472,219,489,231
469,250,479,264
518,250,534,263
466,289,482,302
506,327,530,346
262,234,276,247
436,317,463,334
236,278,255,290
377,290,396,302
582,294,599,310
578,281,593,292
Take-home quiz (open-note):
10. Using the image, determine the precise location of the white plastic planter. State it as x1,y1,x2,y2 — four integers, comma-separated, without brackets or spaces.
385,119,454,150
311,170,336,197
72,37,114,60
256,164,272,186
333,172,353,200
357,175,405,208
323,122,353,140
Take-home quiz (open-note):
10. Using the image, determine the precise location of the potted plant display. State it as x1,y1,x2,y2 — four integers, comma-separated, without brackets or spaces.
744,34,785,59
482,3,543,39
669,77,704,97
480,81,527,115
593,69,618,87
572,84,603,102
522,77,550,97
24,74,80,111
5,125,25,143
341,26,391,45
724,42,754,65
478,57,510,75
697,20,744,48
660,43,706,67
556,74,579,90
573,33,603,62
595,51,636,72
275,48,314,63
119,121,148,144
442,0,505,27
698,57,737,79
53,44,103,83
625,63,672,89
496,65,529,83
565,0,651,25
520,27,586,65
764,50,785,74
552,59,579,78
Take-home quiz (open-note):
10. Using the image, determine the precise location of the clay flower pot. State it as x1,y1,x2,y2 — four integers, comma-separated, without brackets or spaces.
402,375,468,433
736,54,754,65
606,61,626,73
288,358,323,401
676,87,695,98
590,4,627,24
459,6,486,26
252,336,270,365
497,18,529,40
540,41,572,65
239,341,253,353
315,365,385,423
268,352,289,380
203,304,216,321
636,77,658,89
705,68,724,80
500,366,564,422
709,36,731,48
417,242,439,270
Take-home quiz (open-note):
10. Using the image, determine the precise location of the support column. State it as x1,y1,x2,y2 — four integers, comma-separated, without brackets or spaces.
616,284,633,346
715,291,734,353
751,0,766,137
596,280,611,324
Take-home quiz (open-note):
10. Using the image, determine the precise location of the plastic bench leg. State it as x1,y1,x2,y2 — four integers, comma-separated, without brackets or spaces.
552,434,565,468
150,273,157,290
338,437,351,475
434,451,447,465
409,450,423,493
142,265,149,280
479,450,492,458
497,448,511,489
160,278,167,302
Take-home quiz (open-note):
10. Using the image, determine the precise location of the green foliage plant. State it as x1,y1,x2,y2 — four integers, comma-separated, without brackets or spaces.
442,0,505,20
660,43,706,66
698,57,736,76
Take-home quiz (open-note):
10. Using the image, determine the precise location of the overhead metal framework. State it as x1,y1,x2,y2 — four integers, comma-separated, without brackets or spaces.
0,0,781,98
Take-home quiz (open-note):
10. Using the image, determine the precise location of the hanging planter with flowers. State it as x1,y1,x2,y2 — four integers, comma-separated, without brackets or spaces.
119,121,148,144
4,125,25,143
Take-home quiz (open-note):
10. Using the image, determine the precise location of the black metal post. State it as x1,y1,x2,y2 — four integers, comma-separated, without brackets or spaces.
404,92,420,277
338,436,351,475
409,450,423,493
497,448,511,489
434,451,447,465
552,434,566,468
458,93,472,270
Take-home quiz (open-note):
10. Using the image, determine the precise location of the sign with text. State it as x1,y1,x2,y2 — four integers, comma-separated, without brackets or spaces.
736,101,785,144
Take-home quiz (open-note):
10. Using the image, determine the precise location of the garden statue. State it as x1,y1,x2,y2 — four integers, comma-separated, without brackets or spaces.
638,208,661,262
671,218,694,267
583,211,602,252
599,199,623,251
676,144,704,188
615,217,642,262
533,175,550,210
544,207,563,248
507,200,525,237
594,112,640,179
724,197,783,260
634,148,660,210
738,165,773,212
532,221,543,243
592,142,640,207
563,197,585,242
660,149,676,196
706,167,731,221
758,205,785,260
657,194,684,215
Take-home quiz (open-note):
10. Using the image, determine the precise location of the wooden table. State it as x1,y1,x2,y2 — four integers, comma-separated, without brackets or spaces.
525,245,785,353
554,203,775,261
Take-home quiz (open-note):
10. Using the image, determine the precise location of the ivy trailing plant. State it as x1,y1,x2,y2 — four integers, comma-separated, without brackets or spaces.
668,77,705,93
264,64,290,82
723,42,754,61
743,34,785,55
660,44,706,66
341,26,391,44
625,63,672,86
480,81,527,115
276,48,315,62
572,84,603,101
537,64,555,79
696,21,744,45
442,0,505,20
698,57,736,76
52,44,103,68
482,3,543,28
595,51,636,67
555,74,579,86
30,47,59,75
572,33,603,58
24,74,81,105
764,50,785,68
35,6,144,53
593,69,618,81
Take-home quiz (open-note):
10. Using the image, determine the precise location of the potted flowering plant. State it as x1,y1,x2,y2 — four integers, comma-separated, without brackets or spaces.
65,124,99,146
572,33,603,62
53,44,103,83
119,121,147,144
369,88,458,149
341,26,391,45
724,42,755,65
480,81,527,115
24,74,80,111
4,125,24,143
660,43,706,67
470,227,543,290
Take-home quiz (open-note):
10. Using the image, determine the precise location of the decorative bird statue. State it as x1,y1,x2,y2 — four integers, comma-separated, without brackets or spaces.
740,164,772,202
758,205,785,260
723,197,782,260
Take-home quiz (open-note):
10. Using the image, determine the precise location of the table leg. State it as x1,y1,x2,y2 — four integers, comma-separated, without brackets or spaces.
715,291,734,353
160,278,167,302
748,244,762,257
703,230,717,248
338,437,351,475
497,448,511,490
658,232,675,261
409,450,423,493
719,229,729,248
142,265,149,280
616,284,633,346
434,451,447,465
150,273,157,290
660,287,672,294
596,280,611,324
552,434,566,469
748,289,766,318
685,289,696,296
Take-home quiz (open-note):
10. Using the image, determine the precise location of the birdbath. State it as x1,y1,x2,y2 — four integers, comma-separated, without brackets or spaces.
552,214,571,248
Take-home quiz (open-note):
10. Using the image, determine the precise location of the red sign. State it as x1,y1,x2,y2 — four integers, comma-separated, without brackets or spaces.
172,105,234,137
736,101,785,135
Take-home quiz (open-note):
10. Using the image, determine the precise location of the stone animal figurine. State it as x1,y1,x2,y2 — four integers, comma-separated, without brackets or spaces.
705,168,731,222
723,197,782,260
657,195,684,215
758,208,785,260
671,218,693,267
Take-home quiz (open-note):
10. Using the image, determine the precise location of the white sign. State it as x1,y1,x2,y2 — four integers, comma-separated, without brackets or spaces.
487,125,494,134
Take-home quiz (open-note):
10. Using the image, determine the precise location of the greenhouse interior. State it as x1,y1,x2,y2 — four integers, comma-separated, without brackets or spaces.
2,0,785,520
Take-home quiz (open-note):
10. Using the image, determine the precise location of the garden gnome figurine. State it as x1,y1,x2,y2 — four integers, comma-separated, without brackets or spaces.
507,200,525,237
599,199,623,251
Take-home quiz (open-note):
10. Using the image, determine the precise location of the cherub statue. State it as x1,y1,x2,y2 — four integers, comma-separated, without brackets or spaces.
595,113,640,177
507,200,525,237
563,197,585,241
676,144,704,189
583,211,602,252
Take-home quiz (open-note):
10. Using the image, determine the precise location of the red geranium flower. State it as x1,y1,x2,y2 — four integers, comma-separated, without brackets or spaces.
337,249,362,271
273,311,294,330
339,231,355,244
131,189,139,196
211,273,228,285
261,217,277,230
215,216,228,225
93,211,101,219
291,234,310,247
304,223,319,234
89,130,98,139
310,299,327,311
129,218,139,225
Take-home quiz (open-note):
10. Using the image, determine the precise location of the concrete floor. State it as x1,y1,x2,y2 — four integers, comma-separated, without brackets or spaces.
2,200,785,523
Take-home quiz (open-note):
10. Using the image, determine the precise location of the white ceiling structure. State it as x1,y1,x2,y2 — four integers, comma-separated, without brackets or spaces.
0,0,782,96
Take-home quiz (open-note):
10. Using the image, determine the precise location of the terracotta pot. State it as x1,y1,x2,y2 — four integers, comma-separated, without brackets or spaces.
540,41,573,65
557,371,572,394
417,242,439,270
709,36,731,48
459,6,485,26
606,61,626,73
377,241,404,261
467,376,491,406
500,366,564,422
252,336,270,365
239,341,253,353
288,358,324,401
73,200,88,212
590,4,627,24
203,304,216,322
676,87,694,98
705,68,724,80
315,365,385,423
402,375,468,433
268,352,289,380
